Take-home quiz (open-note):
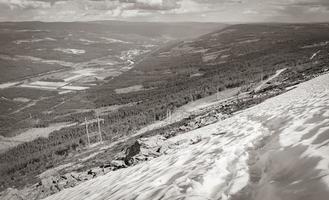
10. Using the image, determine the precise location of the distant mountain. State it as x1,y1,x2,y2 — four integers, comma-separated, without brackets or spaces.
94,23,329,105
0,20,226,40
123,23,329,86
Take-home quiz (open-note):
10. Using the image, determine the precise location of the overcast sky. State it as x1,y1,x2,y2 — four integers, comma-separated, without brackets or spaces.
0,0,328,22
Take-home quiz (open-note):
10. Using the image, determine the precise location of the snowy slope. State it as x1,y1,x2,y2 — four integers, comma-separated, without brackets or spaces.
44,74,329,200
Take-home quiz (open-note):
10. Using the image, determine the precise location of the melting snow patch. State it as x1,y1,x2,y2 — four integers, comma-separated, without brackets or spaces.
54,48,86,55
61,86,89,91
0,81,19,89
13,97,30,103
79,38,97,45
302,41,329,48
100,37,130,44
20,81,67,90
43,73,329,200
14,37,56,44
58,90,72,95
310,50,321,60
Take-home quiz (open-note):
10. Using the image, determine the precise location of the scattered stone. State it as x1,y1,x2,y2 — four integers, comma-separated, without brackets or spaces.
39,175,62,195
175,138,190,146
114,151,126,160
87,170,96,178
163,130,177,138
110,160,126,169
190,136,202,145
212,131,226,136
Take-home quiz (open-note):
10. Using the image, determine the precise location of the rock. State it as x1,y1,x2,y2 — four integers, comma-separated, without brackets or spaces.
175,138,189,146
132,154,148,162
64,173,79,188
78,172,93,181
138,135,171,155
114,151,126,160
178,125,189,132
87,169,97,178
69,172,81,181
163,130,177,138
212,131,226,136
39,168,59,180
110,160,126,169
124,141,141,164
190,136,202,145
122,135,173,166
39,175,62,195
37,170,87,198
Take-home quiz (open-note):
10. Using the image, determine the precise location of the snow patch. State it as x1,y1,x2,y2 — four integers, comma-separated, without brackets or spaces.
61,86,89,91
54,48,86,55
43,73,329,200
100,37,130,44
14,37,56,44
0,81,19,89
302,41,329,48
310,50,321,60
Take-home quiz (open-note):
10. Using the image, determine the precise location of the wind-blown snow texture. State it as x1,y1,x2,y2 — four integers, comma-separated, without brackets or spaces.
44,74,329,200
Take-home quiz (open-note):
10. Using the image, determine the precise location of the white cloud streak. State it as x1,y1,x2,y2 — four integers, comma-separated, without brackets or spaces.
0,0,328,22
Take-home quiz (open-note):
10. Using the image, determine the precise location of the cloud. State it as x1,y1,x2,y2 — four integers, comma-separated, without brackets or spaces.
0,0,51,9
269,0,329,11
0,0,328,22
192,0,243,4
132,0,181,10
243,9,258,14
264,0,329,22
291,0,329,7
87,0,181,11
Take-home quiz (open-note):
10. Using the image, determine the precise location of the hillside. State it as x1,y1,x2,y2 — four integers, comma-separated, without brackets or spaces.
92,23,329,105
1,23,329,195
0,20,225,138
10,66,329,200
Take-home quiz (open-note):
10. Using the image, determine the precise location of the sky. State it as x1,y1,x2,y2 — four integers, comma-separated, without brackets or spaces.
0,0,328,22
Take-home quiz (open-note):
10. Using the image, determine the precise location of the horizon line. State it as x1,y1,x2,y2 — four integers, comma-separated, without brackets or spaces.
0,19,329,24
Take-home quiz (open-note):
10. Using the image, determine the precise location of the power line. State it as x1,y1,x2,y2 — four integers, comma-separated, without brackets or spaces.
85,116,104,147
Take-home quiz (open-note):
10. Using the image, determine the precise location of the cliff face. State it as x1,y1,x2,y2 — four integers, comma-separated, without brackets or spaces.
31,73,329,200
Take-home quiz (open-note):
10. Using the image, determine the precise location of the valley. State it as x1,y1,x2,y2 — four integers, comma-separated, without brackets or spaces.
0,22,329,200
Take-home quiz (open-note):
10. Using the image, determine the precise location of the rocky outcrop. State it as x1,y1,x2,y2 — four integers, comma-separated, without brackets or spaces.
113,135,173,166
165,111,227,138
0,117,211,200
35,171,96,199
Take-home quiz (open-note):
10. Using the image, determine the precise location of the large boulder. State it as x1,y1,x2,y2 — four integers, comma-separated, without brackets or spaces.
123,135,173,166
124,141,141,164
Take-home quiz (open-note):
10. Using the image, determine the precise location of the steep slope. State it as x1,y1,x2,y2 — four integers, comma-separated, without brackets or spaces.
41,73,329,200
